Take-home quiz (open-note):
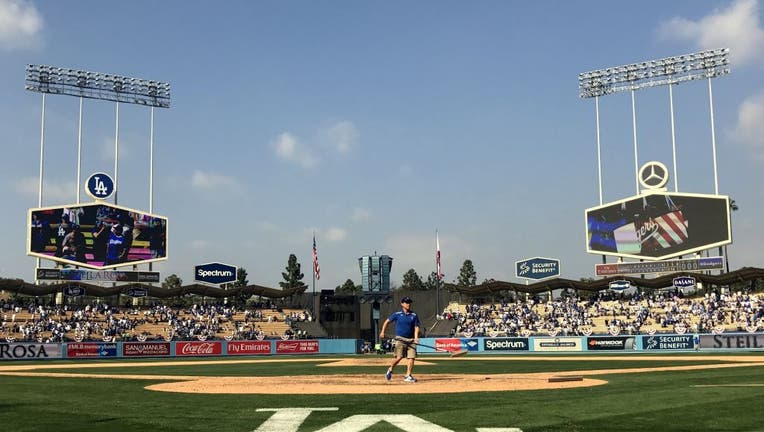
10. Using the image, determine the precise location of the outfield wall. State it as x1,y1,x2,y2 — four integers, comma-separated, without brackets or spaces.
0,339,361,360
3,334,764,360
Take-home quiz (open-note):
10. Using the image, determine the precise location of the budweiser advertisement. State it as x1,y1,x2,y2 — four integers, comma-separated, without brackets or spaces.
123,342,171,357
585,191,730,260
227,340,272,356
175,341,222,356
275,340,319,354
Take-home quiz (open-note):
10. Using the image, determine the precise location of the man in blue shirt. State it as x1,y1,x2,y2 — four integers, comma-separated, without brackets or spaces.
379,296,421,383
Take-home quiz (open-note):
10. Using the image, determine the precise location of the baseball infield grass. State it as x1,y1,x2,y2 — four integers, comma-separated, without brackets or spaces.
1,353,763,432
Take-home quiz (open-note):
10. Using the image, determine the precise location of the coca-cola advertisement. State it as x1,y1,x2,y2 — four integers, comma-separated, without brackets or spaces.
66,342,117,358
276,340,319,354
175,341,222,356
227,340,271,356
123,342,171,357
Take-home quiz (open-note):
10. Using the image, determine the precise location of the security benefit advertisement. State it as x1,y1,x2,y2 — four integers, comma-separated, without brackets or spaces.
28,202,168,270
586,192,730,260
701,334,764,349
642,335,695,350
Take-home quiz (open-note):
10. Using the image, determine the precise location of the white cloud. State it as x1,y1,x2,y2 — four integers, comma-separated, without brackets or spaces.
255,221,279,232
188,240,210,251
99,137,130,162
0,0,43,51
324,121,359,154
273,132,317,168
191,170,241,191
324,227,347,242
14,176,77,203
731,91,764,162
351,207,371,222
658,0,764,66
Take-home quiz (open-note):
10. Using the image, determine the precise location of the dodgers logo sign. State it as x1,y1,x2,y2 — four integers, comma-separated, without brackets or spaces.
86,172,115,200
515,257,560,280
195,262,237,285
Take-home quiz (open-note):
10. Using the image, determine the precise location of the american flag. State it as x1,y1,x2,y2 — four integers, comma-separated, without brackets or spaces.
436,230,442,280
313,234,320,280
653,211,688,249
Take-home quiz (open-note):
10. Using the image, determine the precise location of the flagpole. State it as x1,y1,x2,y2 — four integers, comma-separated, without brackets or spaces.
435,229,440,320
312,232,316,315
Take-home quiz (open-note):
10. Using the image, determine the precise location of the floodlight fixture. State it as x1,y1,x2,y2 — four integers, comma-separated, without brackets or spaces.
25,65,171,108
578,48,729,98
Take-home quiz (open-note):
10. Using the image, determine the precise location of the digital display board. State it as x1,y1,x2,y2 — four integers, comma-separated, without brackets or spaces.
28,202,167,269
585,192,730,260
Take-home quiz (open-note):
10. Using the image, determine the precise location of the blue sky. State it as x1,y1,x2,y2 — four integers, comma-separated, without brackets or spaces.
1,0,762,290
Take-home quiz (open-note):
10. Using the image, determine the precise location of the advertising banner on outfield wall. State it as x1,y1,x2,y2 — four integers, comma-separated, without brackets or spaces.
0,343,61,360
586,337,635,351
434,338,479,352
533,337,582,352
276,340,319,354
66,342,118,358
227,340,272,355
176,341,223,356
123,342,171,357
483,338,530,351
642,335,694,350
700,334,764,349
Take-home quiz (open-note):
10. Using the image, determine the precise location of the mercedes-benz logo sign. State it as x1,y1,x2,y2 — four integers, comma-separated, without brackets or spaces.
638,161,669,189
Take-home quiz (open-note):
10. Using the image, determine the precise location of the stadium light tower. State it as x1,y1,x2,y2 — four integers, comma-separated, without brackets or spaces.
25,65,171,206
578,48,730,198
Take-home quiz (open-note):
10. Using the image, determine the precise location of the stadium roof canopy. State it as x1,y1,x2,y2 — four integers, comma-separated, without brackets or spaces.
1,267,762,299
0,279,305,299
442,267,764,296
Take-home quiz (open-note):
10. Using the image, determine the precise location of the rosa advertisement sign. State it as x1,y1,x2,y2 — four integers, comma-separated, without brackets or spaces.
176,341,222,356
1,343,61,360
276,340,319,354
227,340,272,356
123,342,171,357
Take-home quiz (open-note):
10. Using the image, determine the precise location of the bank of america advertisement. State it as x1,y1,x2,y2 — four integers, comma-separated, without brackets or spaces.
585,192,730,260
27,202,168,270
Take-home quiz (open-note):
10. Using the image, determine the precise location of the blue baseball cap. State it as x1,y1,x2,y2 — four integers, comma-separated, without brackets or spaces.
401,296,413,304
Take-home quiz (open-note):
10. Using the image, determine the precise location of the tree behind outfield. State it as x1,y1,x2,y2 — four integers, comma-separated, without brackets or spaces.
162,274,182,290
402,268,426,291
457,260,477,287
234,267,248,287
280,254,307,290
424,271,440,291
336,279,362,294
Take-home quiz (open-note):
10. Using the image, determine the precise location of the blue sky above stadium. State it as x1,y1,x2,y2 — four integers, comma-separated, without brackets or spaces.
1,0,762,290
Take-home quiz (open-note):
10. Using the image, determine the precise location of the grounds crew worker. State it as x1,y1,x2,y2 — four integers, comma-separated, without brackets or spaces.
380,296,421,383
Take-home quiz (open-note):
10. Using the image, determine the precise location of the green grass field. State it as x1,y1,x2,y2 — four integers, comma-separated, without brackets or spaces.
2,353,764,432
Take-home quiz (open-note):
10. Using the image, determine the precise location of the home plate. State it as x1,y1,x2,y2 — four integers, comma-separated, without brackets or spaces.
548,375,583,383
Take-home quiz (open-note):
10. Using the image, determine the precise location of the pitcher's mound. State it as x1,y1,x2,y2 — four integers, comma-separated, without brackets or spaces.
146,373,606,394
